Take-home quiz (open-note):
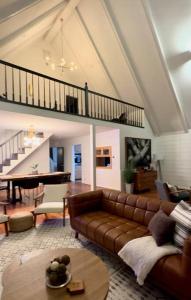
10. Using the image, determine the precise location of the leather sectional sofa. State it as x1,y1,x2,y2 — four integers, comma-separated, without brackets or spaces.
68,189,191,300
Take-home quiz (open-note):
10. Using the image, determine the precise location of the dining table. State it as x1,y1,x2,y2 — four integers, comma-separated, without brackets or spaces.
0,172,71,204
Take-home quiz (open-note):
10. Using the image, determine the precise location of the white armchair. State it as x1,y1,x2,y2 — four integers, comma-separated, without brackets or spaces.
33,184,70,227
0,202,9,236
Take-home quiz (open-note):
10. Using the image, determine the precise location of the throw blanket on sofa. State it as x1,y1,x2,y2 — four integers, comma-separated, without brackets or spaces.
118,236,181,285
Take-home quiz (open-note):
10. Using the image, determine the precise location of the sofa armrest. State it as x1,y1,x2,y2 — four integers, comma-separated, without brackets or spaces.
68,190,103,218
182,235,191,276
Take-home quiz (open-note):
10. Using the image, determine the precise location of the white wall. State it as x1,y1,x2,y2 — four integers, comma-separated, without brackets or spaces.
154,130,191,187
58,130,121,189
10,139,50,175
96,129,121,190
53,118,154,190
52,135,90,184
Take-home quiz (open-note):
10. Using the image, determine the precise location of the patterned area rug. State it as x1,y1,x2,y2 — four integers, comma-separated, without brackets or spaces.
0,219,174,300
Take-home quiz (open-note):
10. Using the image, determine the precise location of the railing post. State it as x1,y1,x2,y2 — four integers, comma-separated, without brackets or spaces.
84,82,89,117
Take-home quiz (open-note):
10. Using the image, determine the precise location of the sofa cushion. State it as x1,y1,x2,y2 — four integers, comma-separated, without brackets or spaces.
170,200,191,248
71,210,149,253
148,210,176,246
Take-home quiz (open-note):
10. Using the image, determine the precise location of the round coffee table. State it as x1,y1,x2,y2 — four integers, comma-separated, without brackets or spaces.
2,248,109,300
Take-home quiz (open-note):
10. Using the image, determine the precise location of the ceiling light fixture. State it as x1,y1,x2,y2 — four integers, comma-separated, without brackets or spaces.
43,18,77,72
24,126,40,147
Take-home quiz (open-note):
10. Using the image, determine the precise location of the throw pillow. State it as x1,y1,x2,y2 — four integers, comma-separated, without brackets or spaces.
148,210,176,246
170,200,191,248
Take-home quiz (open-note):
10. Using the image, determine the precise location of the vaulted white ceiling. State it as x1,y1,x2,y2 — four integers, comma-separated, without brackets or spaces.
0,0,190,135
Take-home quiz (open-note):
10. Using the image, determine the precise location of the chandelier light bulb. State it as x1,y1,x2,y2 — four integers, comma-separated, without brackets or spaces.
51,63,56,70
60,57,66,65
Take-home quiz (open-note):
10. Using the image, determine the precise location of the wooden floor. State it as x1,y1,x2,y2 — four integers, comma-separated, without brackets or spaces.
0,182,159,234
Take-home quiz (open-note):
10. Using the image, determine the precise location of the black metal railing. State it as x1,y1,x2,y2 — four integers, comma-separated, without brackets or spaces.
0,60,144,128
0,130,24,167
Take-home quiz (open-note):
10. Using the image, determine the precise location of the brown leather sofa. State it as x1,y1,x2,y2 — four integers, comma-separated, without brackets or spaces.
68,189,191,300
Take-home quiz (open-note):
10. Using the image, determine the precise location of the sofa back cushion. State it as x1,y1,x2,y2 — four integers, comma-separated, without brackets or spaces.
69,190,103,218
102,190,175,226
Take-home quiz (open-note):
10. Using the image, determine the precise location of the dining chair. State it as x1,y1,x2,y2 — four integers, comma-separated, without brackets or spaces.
0,181,10,201
32,183,70,226
0,202,9,236
18,178,39,203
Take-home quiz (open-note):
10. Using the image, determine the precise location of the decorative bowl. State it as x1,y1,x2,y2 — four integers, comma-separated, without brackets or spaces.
46,271,72,289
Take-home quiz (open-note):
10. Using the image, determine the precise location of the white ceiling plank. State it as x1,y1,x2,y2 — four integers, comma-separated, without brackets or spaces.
0,0,66,41
0,1,67,58
75,7,121,100
0,16,56,58
102,0,160,135
142,0,188,133
44,0,81,43
0,0,41,23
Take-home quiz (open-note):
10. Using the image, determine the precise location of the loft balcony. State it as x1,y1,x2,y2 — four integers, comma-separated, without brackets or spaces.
0,60,144,128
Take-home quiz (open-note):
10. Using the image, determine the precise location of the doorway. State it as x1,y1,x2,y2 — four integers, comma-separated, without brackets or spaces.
72,144,82,181
50,147,64,172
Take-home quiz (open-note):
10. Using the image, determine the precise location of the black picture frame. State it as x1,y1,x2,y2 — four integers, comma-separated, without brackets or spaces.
125,137,151,168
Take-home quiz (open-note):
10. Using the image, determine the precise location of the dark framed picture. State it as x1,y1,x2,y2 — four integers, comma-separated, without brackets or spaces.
125,137,151,168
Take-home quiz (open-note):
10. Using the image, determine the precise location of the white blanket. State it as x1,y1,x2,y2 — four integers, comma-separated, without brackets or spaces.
118,236,181,285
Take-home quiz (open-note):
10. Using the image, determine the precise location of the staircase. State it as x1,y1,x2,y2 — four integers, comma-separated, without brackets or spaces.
0,130,51,175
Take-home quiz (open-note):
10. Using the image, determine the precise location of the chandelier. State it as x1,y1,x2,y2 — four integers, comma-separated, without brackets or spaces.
24,126,41,147
43,18,77,72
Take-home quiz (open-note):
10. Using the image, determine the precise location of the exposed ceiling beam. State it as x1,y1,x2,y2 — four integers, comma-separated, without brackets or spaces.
101,0,160,135
141,0,189,133
0,0,67,58
44,0,81,43
0,0,41,24
75,7,121,100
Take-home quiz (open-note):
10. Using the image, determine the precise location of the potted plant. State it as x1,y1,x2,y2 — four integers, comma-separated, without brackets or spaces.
31,163,39,175
123,160,135,194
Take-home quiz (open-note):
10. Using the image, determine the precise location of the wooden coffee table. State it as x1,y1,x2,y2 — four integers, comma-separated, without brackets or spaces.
2,248,109,300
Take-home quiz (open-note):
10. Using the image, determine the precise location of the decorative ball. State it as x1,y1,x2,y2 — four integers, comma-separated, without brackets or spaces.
61,255,70,266
49,272,59,285
50,261,59,271
53,256,62,264
57,263,66,274
46,266,52,275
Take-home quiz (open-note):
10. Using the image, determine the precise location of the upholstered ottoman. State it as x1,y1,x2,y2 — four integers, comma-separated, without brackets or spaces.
9,212,33,232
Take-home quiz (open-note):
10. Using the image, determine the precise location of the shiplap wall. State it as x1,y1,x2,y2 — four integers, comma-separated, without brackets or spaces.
155,131,191,187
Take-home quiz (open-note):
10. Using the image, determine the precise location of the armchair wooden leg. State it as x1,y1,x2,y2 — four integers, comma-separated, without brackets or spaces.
4,222,8,236
63,197,66,227
33,214,37,227
19,186,22,203
75,231,79,239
